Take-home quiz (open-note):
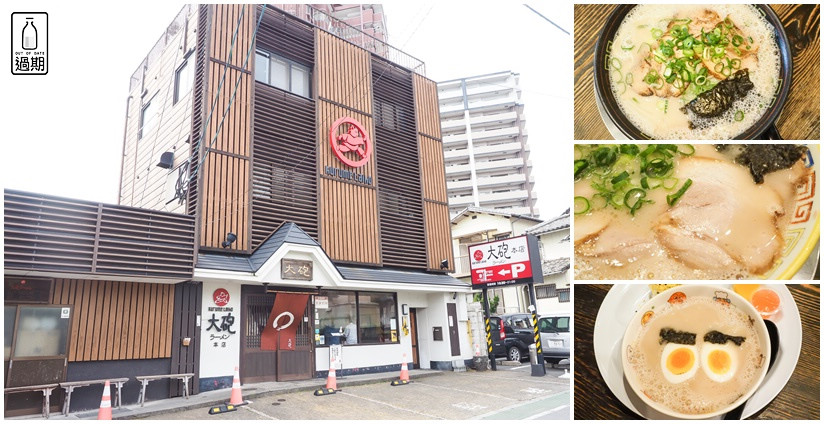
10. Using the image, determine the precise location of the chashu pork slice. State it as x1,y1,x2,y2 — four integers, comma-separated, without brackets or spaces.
655,157,785,275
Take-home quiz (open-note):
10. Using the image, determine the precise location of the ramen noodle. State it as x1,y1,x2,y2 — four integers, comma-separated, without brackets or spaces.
574,144,809,280
607,4,781,139
626,295,763,415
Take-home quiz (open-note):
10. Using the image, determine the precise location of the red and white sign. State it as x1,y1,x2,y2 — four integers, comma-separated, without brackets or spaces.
329,117,371,168
468,235,535,287
213,288,230,306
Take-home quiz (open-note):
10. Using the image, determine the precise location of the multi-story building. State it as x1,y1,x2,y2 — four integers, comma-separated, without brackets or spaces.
438,71,538,217
4,4,466,416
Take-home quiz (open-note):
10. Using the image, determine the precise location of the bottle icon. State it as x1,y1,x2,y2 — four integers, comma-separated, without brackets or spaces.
22,17,37,50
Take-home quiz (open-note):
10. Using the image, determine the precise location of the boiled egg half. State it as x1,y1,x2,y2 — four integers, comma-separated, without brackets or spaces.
701,342,738,383
660,343,699,383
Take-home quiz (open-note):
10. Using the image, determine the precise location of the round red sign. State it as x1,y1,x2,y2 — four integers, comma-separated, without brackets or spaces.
473,250,484,261
213,288,230,307
329,117,371,168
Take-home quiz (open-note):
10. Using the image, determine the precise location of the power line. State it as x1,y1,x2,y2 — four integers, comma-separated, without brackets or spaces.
524,4,570,36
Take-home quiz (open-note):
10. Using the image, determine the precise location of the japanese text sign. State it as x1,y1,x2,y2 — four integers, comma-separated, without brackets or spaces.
281,259,313,281
468,234,543,288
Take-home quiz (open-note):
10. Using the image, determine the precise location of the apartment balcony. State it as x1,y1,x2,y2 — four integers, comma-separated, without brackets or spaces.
440,102,466,115
471,141,523,157
443,132,469,147
477,189,529,203
445,163,472,176
441,117,467,132
446,179,474,191
467,110,518,129
443,148,470,161
448,194,476,208
475,173,527,189
439,87,465,101
474,157,525,172
454,254,471,277
471,126,520,143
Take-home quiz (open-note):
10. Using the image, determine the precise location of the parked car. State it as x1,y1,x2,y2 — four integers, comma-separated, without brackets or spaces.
490,313,536,362
539,314,570,363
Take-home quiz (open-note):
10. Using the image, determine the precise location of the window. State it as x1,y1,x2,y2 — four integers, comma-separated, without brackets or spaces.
316,290,398,346
174,56,194,104
536,284,557,299
255,50,311,98
540,316,569,333
139,97,157,140
558,289,570,303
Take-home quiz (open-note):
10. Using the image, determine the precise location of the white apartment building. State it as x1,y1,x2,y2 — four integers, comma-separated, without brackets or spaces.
439,71,538,217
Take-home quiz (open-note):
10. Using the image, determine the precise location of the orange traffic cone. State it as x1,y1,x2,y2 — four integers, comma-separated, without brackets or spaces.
391,353,411,386
97,380,112,420
314,356,337,396
229,366,246,406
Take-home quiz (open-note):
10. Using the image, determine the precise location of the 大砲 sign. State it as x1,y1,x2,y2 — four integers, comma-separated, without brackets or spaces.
468,235,544,288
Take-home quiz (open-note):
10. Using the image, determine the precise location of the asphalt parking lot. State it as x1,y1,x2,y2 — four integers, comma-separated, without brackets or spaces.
141,363,570,420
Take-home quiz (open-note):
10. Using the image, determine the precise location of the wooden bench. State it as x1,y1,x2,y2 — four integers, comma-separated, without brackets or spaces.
134,373,194,407
59,378,129,416
4,383,60,418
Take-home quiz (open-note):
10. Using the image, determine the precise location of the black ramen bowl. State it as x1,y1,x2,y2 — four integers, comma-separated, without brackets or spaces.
593,4,792,140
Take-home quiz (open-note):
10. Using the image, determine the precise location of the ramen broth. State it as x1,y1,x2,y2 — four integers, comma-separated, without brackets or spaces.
627,296,763,415
608,5,780,139
574,144,808,280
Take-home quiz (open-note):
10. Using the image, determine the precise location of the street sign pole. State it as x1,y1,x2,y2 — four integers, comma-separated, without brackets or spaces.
482,288,496,371
527,282,546,376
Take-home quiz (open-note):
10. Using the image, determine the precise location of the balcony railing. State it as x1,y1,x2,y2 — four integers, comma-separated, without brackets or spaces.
4,189,196,280
275,4,425,75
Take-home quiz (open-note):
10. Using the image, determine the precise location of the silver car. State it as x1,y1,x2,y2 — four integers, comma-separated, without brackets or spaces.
538,314,570,363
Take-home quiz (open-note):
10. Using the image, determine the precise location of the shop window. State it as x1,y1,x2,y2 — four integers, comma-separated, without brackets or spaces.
174,55,193,104
13,307,70,357
255,50,311,98
357,291,396,344
558,288,570,303
316,290,397,346
316,291,356,346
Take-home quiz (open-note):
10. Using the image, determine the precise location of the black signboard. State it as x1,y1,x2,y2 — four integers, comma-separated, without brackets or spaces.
4,277,52,303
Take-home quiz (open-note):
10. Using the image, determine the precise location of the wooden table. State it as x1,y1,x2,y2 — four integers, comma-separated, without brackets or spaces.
574,4,820,139
574,284,820,419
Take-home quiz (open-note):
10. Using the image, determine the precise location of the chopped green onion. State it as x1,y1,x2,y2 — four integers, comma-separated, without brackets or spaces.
651,28,663,39
640,177,650,189
574,196,590,215
611,57,622,70
656,100,668,113
730,58,741,69
677,144,695,156
662,177,679,190
624,188,648,215
620,144,640,155
645,158,672,178
734,110,744,121
593,146,618,167
732,35,743,46
574,159,589,178
667,179,693,206
611,171,630,185
694,75,707,85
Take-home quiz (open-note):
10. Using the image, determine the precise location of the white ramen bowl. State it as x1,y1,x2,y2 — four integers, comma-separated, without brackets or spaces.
621,285,771,419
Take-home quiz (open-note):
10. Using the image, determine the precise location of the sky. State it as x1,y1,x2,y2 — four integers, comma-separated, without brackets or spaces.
1,1,573,220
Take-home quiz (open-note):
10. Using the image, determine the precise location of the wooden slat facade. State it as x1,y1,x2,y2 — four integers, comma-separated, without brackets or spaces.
4,190,196,279
315,30,381,265
50,279,175,362
413,74,454,272
372,57,427,269
198,4,254,251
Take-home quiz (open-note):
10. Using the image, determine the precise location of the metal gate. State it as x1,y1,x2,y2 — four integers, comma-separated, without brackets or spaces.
240,286,314,382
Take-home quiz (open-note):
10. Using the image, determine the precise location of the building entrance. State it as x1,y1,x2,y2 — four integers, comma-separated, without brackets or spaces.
240,286,314,382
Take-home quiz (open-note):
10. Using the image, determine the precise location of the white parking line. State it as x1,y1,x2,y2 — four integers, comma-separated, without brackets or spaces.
523,404,568,420
247,405,278,420
412,381,516,400
338,391,445,419
510,365,530,370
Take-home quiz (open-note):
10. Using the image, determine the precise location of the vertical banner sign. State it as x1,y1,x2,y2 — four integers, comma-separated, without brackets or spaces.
261,293,309,351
